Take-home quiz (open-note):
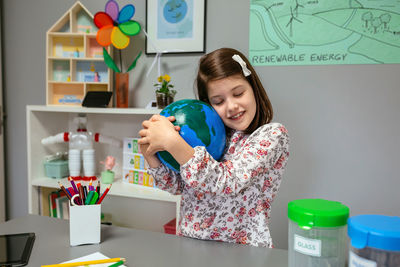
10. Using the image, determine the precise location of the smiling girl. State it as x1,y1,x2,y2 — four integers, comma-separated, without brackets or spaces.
138,48,290,247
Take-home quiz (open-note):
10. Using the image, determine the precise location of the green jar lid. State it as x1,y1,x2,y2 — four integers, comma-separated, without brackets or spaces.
288,199,349,229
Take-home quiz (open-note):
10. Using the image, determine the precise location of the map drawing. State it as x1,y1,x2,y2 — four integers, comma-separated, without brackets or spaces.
249,0,400,66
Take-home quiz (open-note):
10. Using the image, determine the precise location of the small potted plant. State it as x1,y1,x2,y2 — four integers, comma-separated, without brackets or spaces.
100,156,116,184
154,74,176,109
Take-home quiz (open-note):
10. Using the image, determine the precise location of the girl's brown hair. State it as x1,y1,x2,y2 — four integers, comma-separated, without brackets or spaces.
196,48,273,134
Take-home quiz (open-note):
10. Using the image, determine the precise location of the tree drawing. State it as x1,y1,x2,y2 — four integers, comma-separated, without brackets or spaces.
380,13,391,29
362,12,373,28
372,17,382,33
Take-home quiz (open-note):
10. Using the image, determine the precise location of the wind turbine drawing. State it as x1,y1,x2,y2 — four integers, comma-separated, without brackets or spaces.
286,6,302,37
293,0,304,17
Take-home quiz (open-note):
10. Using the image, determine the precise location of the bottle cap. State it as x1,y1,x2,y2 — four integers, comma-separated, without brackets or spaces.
288,198,349,229
348,214,400,251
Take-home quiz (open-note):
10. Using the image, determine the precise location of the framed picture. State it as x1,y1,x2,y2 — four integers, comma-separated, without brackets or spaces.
145,0,206,54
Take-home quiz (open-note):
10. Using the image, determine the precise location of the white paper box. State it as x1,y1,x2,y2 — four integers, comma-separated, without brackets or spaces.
69,204,101,246
123,137,140,153
123,152,147,170
122,168,134,184
122,168,155,187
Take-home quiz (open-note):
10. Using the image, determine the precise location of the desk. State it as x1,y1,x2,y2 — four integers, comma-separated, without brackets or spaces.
0,215,288,267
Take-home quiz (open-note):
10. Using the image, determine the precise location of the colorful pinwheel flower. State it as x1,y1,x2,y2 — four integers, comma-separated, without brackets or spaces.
94,0,141,49
94,0,142,73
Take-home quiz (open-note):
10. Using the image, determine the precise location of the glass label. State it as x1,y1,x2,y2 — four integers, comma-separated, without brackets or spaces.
294,234,321,257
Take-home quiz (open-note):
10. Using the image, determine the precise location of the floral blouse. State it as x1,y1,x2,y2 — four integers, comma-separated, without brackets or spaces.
147,122,289,247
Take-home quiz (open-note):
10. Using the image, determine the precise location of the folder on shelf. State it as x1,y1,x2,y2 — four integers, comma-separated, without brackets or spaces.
48,190,66,218
56,195,70,219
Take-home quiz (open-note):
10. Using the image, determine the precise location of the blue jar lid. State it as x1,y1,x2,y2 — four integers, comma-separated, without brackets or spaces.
348,215,400,251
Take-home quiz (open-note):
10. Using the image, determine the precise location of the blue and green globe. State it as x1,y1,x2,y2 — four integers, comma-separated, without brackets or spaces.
157,99,226,172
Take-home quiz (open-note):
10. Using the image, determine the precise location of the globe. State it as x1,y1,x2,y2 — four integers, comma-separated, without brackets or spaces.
157,99,226,172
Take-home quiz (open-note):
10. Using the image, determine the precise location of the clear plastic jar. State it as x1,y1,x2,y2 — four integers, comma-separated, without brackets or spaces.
348,215,400,267
288,198,349,267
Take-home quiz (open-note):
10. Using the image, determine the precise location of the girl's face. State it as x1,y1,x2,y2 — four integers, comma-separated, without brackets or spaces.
207,74,256,131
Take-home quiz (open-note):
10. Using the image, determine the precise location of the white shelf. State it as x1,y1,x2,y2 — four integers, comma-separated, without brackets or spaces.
31,176,180,203
27,105,161,114
27,105,181,231
48,56,105,61
48,81,109,85
48,32,96,37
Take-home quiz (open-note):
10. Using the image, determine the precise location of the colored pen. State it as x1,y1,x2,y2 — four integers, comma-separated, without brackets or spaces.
41,258,125,267
76,183,82,204
85,191,95,205
68,177,79,194
89,191,99,205
78,185,85,205
57,182,72,201
96,180,100,195
67,187,75,198
97,184,112,204
89,179,94,191
83,185,88,200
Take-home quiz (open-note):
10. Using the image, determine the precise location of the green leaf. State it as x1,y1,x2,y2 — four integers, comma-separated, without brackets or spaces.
103,48,121,73
127,51,142,72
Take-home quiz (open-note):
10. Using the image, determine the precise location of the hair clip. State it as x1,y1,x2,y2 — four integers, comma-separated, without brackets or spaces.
232,54,251,77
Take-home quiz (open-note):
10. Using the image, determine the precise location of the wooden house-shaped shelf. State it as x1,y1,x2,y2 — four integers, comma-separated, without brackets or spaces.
46,1,112,106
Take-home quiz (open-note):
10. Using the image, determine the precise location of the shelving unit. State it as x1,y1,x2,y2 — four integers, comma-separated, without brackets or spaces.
27,105,181,231
46,1,112,106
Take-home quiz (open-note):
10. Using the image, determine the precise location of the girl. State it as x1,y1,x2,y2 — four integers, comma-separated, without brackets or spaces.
138,48,289,247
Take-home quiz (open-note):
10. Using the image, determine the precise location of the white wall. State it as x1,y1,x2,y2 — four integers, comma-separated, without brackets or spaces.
0,1,6,222
3,0,400,249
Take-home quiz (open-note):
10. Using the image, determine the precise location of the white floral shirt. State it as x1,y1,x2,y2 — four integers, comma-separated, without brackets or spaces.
147,122,289,247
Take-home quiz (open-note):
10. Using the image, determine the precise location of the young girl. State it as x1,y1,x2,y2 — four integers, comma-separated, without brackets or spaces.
138,48,289,247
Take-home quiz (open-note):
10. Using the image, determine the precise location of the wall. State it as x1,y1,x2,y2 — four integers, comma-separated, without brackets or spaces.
3,0,400,249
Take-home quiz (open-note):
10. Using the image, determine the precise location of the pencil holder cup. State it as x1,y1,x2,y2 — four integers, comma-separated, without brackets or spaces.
69,204,101,246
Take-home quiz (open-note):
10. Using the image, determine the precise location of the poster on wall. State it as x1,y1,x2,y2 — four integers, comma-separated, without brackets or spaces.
146,0,206,54
249,0,400,66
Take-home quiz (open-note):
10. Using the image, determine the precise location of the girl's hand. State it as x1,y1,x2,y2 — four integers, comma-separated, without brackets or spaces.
139,143,161,168
148,115,181,131
154,115,181,131
138,115,181,155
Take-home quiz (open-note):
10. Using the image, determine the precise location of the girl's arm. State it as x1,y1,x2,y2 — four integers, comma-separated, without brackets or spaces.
138,115,189,195
147,164,184,195
138,115,195,165
140,142,183,195
179,123,290,196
